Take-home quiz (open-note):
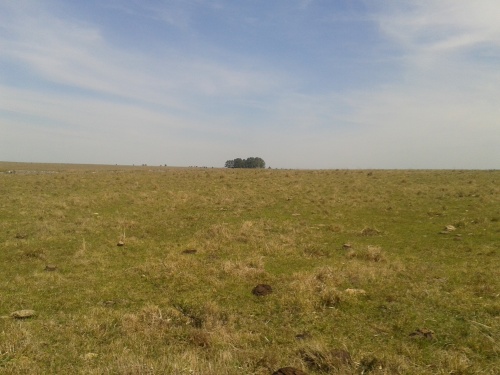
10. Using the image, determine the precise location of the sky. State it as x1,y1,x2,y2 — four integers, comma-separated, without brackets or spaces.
1,0,499,169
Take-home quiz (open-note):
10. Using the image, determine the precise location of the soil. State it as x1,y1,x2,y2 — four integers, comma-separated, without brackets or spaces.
252,284,273,296
272,367,308,375
410,328,435,339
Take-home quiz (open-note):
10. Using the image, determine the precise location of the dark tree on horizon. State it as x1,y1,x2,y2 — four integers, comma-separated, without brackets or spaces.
225,157,265,169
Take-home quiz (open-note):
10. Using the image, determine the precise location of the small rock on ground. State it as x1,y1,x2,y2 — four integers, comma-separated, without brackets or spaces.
440,225,457,234
11,310,36,319
295,332,312,340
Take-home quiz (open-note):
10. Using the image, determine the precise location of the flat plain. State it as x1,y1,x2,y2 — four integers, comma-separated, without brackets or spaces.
0,162,499,374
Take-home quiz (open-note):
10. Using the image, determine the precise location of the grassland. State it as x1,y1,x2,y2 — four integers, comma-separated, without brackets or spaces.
0,162,499,374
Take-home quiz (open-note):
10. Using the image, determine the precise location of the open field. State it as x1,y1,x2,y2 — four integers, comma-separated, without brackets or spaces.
1,162,499,374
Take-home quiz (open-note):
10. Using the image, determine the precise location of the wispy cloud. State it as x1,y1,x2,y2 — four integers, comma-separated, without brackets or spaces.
1,1,499,168
298,0,314,10
0,1,288,112
375,1,500,58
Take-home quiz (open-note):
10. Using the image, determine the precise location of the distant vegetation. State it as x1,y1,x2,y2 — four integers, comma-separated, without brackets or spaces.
1,163,499,374
225,157,265,168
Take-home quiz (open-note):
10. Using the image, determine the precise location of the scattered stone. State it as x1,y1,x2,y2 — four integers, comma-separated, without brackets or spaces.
344,288,367,296
252,284,273,296
11,310,36,319
103,300,116,306
45,264,57,271
342,243,352,249
117,241,125,247
272,367,308,375
15,233,28,239
440,225,457,234
182,249,197,254
295,332,312,340
410,328,435,340
292,213,301,216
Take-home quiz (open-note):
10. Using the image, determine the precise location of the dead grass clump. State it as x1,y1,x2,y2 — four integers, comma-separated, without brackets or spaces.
434,350,473,375
22,247,46,259
299,345,352,372
360,227,381,236
289,267,341,294
318,288,342,309
314,266,341,284
359,355,386,373
365,246,386,262
344,288,367,297
203,223,232,241
106,355,156,375
0,324,32,364
221,258,266,278
302,243,330,258
235,220,268,245
121,304,187,340
347,246,386,262
346,249,357,259
273,277,314,315
328,224,344,233
137,304,168,326
254,352,281,373
189,329,211,348
172,301,233,331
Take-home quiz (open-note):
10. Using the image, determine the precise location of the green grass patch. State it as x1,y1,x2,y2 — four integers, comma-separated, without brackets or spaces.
1,164,499,374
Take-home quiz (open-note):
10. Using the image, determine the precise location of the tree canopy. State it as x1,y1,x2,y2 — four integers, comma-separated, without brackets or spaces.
225,157,265,169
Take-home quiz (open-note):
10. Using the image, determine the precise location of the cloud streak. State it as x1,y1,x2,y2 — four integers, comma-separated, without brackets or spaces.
1,0,499,168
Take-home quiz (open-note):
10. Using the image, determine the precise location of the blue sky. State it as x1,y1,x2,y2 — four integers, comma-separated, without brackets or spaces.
1,0,499,169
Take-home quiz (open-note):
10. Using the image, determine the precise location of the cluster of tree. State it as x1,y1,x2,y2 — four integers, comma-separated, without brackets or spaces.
225,157,265,169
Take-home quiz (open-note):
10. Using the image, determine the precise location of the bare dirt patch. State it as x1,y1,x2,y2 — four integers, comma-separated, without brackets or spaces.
252,284,273,296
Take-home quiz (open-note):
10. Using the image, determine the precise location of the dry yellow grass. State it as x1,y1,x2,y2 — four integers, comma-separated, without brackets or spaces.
0,163,499,374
